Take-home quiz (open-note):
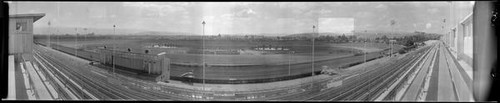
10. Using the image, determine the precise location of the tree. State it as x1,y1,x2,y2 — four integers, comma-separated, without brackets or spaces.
381,35,388,40
349,35,357,41
341,34,348,42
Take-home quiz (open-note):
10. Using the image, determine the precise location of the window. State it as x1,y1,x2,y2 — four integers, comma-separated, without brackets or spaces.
16,21,28,31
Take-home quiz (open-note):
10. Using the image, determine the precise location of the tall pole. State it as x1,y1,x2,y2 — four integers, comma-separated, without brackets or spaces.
288,51,291,76
391,38,393,57
56,29,59,46
312,25,315,76
364,39,366,63
202,21,206,90
84,28,87,43
113,25,116,75
48,21,51,48
390,20,395,57
75,28,78,57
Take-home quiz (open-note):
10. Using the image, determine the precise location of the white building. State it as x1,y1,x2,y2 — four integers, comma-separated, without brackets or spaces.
442,1,474,67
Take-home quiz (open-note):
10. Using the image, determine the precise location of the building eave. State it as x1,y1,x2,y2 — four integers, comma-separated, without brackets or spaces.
9,13,46,22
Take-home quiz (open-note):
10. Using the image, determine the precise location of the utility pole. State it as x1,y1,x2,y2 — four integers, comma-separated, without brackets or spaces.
56,29,59,46
289,51,291,76
48,21,51,48
390,19,396,57
75,28,78,57
84,28,87,43
312,25,315,76
113,25,116,75
364,38,367,63
202,21,206,91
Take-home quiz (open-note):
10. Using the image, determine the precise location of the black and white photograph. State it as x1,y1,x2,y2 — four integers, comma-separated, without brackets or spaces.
2,1,497,101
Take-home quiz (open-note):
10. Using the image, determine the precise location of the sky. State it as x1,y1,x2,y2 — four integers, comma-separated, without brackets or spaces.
8,2,475,35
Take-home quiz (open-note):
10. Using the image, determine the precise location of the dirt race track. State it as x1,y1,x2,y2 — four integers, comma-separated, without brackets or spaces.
35,37,402,82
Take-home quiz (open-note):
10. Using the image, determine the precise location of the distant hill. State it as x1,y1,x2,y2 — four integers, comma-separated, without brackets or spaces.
34,27,146,35
353,31,421,39
132,31,198,36
34,27,198,36
284,32,349,37
282,31,427,40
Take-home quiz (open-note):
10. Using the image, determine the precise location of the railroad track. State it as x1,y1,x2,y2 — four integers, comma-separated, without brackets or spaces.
33,53,79,100
34,50,96,99
301,44,434,101
345,44,436,101
35,49,111,100
336,45,436,101
34,46,139,100
34,45,191,100
30,43,422,101
380,44,438,100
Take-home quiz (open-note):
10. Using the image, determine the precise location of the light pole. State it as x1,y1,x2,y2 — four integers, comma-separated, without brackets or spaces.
113,25,116,75
390,20,396,57
312,25,315,76
202,21,206,91
56,29,59,46
84,28,87,43
389,40,393,57
75,28,78,57
288,51,291,76
364,38,367,63
48,21,51,48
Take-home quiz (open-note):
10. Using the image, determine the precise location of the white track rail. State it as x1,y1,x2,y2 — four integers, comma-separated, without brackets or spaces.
394,44,437,101
34,50,98,100
375,44,436,101
33,53,78,100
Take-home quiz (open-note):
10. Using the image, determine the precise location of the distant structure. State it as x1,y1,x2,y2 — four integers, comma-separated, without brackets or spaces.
9,13,45,62
97,49,171,82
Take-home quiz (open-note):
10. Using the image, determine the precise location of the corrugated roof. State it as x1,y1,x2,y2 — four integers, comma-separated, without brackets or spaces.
9,13,45,22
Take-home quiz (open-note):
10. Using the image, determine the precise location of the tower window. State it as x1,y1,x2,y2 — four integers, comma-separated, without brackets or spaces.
16,21,28,31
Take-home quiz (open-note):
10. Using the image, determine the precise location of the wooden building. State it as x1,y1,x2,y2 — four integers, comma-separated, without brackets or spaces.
9,13,45,61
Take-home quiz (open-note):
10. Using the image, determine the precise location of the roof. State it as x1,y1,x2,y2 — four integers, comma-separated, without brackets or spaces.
97,48,163,60
9,13,45,22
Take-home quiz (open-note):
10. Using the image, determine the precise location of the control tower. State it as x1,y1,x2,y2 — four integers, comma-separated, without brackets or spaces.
9,13,45,62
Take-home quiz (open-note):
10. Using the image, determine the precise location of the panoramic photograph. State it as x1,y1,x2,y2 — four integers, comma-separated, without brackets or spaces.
4,1,493,101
